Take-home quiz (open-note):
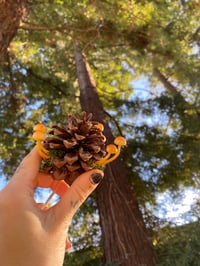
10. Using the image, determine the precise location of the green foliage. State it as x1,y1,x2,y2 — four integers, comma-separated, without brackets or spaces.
63,197,103,265
111,92,199,200
156,221,200,266
64,247,103,266
0,0,200,264
63,220,200,266
0,47,79,176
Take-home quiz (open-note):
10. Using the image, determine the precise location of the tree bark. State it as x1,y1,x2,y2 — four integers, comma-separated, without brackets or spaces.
153,68,178,96
0,0,27,62
74,47,156,266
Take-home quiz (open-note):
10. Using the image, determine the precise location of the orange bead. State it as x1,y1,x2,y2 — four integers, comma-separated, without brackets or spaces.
33,123,47,133
106,144,118,154
114,136,127,146
95,123,104,132
32,131,45,141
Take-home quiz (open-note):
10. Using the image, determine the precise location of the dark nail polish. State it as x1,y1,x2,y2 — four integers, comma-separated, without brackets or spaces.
90,173,103,185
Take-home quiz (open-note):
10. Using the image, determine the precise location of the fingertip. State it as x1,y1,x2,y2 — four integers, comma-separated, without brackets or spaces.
28,146,41,161
89,170,104,185
67,169,104,195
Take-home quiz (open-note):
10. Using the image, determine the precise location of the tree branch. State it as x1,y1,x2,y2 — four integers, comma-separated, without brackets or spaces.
19,21,98,33
104,110,124,136
26,67,74,98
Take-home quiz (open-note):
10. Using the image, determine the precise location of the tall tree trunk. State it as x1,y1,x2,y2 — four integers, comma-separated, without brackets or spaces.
74,47,156,266
0,0,27,62
153,68,178,96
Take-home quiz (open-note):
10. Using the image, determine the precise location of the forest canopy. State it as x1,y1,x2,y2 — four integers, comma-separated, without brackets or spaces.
0,1,199,265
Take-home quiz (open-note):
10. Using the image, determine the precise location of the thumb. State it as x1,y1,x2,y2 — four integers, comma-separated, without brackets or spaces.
54,169,104,223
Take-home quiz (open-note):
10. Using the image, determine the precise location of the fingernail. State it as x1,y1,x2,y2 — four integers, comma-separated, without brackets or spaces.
90,173,103,185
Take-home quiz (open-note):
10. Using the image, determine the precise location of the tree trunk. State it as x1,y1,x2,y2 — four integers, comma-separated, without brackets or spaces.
0,0,27,62
74,47,156,266
153,68,177,96
153,68,200,119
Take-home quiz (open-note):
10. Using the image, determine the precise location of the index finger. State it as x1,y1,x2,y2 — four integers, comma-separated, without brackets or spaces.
12,147,41,186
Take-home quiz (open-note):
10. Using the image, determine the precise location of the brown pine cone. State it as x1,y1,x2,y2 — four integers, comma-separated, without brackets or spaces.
41,112,106,185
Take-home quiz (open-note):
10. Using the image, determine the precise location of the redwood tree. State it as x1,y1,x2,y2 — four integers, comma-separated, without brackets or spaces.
74,47,156,266
0,0,27,62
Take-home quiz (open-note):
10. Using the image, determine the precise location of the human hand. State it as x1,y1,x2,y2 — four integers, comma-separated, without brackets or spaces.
0,147,103,266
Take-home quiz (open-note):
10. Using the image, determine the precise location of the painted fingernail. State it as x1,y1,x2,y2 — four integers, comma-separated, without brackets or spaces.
90,173,103,185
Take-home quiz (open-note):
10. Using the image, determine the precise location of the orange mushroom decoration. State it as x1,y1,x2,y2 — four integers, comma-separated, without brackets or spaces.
32,123,50,159
95,122,104,132
96,136,127,165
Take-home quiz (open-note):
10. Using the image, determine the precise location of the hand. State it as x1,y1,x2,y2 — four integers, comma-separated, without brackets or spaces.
0,147,103,266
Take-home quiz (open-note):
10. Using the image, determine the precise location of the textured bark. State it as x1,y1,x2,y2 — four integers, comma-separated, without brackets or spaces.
74,47,156,266
0,0,27,62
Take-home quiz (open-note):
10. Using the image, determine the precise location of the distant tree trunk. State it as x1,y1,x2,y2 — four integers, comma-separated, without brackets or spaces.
74,47,156,266
153,68,200,119
0,0,27,62
153,68,178,96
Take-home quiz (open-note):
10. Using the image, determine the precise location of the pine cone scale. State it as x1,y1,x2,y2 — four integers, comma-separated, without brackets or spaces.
64,152,79,165
49,143,66,150
63,139,78,149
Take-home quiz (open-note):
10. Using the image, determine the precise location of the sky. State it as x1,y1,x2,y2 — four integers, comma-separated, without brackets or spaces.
156,188,199,225
0,175,8,190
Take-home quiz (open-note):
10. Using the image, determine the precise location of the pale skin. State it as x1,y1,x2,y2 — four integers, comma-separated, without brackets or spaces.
0,147,103,266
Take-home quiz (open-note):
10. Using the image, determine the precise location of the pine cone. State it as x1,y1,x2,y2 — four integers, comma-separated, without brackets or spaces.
41,112,106,185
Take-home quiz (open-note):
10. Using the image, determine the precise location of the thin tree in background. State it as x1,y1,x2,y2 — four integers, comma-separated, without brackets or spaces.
74,46,156,266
